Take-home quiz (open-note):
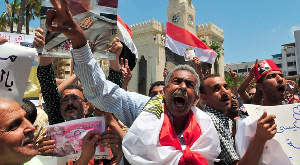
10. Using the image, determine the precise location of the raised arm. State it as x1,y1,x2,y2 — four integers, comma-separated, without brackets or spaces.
57,74,78,93
238,65,255,104
45,0,150,127
34,28,64,124
227,67,238,96
192,57,204,84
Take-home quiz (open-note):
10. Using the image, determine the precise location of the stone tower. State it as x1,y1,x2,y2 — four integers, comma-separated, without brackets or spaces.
167,0,196,35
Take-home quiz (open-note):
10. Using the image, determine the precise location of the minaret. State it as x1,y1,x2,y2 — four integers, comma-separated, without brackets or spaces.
167,0,196,35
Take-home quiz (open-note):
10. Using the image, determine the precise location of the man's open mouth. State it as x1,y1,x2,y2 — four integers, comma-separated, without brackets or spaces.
173,96,186,107
277,85,285,93
221,97,230,103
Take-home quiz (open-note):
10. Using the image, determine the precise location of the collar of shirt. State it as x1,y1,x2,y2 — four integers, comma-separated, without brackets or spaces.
205,106,229,123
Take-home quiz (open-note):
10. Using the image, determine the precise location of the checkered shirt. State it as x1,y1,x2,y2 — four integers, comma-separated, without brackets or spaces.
205,106,239,164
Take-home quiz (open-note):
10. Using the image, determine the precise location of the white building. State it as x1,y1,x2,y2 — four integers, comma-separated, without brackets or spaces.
127,0,225,95
225,30,300,79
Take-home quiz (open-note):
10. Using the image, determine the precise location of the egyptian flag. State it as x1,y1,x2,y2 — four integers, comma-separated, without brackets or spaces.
117,15,138,71
165,22,217,64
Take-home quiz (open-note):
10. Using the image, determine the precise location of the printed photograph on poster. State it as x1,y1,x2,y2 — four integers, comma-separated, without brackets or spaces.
183,48,196,61
46,117,110,160
40,0,118,60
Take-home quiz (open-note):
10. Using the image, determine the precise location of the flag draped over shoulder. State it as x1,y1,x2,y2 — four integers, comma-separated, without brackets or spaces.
165,22,217,64
117,15,138,70
122,95,221,165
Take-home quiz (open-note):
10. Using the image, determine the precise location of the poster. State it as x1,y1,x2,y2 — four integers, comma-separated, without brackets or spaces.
40,0,118,60
0,42,36,104
238,104,300,165
46,117,110,160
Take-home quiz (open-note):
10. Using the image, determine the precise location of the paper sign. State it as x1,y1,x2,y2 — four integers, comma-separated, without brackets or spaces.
0,42,35,104
243,104,300,164
40,0,118,60
184,49,195,61
46,117,110,160
0,32,34,45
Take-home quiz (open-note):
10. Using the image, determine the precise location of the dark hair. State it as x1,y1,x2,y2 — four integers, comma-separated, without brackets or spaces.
149,81,165,95
62,84,87,102
21,98,37,124
199,74,220,94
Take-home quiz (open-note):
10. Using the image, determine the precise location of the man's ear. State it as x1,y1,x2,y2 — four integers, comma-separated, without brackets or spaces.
256,83,262,91
193,94,200,106
84,101,90,115
200,93,207,102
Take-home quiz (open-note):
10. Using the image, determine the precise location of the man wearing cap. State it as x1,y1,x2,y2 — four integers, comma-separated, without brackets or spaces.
253,60,286,106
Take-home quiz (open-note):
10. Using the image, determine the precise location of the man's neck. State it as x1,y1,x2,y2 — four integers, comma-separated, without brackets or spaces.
171,114,188,135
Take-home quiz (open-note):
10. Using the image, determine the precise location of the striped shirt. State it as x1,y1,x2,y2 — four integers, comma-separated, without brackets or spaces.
71,44,150,127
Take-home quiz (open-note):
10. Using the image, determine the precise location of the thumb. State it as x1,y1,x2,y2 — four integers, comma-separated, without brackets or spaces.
91,134,100,144
258,111,267,121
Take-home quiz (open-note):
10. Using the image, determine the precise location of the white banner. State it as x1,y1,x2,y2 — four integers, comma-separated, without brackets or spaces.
0,32,34,45
241,104,300,165
0,42,35,104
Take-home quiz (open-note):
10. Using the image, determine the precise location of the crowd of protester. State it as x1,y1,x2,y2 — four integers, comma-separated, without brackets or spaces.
1,0,300,165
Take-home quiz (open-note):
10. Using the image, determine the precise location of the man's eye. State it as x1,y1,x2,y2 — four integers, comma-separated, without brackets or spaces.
8,120,22,131
213,87,220,92
186,81,194,88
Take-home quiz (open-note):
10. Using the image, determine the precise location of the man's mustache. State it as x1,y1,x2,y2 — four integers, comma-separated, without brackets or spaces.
65,104,78,112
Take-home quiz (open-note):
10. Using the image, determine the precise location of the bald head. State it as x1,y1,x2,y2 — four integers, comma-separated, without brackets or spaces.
0,97,37,164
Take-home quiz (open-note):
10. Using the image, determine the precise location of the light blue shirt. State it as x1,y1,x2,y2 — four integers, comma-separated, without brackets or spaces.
71,44,150,127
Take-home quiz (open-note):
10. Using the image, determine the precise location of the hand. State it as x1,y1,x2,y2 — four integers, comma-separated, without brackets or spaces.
33,28,45,48
163,67,168,81
254,111,277,143
192,56,202,74
46,0,86,48
37,136,56,156
99,130,122,154
286,80,296,88
250,59,258,77
108,37,123,59
0,37,8,44
227,67,237,81
121,58,132,83
78,130,100,164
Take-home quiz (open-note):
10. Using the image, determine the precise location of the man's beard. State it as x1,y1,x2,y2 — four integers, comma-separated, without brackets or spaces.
63,104,86,121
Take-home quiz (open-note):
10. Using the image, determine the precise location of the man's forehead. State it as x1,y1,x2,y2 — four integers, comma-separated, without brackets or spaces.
205,76,226,86
62,89,84,97
170,70,195,80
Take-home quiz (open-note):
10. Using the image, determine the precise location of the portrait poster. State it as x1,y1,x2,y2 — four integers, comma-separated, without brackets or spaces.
40,0,118,60
46,117,110,160
236,104,300,165
0,42,35,104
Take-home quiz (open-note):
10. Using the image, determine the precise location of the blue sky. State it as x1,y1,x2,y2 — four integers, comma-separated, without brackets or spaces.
1,0,300,64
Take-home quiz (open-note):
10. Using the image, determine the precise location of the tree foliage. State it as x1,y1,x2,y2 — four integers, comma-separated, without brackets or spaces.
1,0,41,34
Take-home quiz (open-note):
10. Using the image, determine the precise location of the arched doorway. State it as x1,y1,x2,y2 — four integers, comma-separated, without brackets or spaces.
138,56,147,95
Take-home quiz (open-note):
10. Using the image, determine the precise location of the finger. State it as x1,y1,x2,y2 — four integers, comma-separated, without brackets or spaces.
46,9,56,30
258,111,268,122
59,0,68,12
125,59,129,67
50,0,61,9
255,59,258,64
38,148,54,155
120,57,124,67
260,114,276,124
38,144,55,152
269,123,277,132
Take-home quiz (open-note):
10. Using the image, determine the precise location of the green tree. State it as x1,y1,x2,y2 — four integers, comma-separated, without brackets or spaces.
24,0,41,34
0,11,9,32
17,0,26,33
224,71,244,90
5,0,21,33
202,39,221,74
